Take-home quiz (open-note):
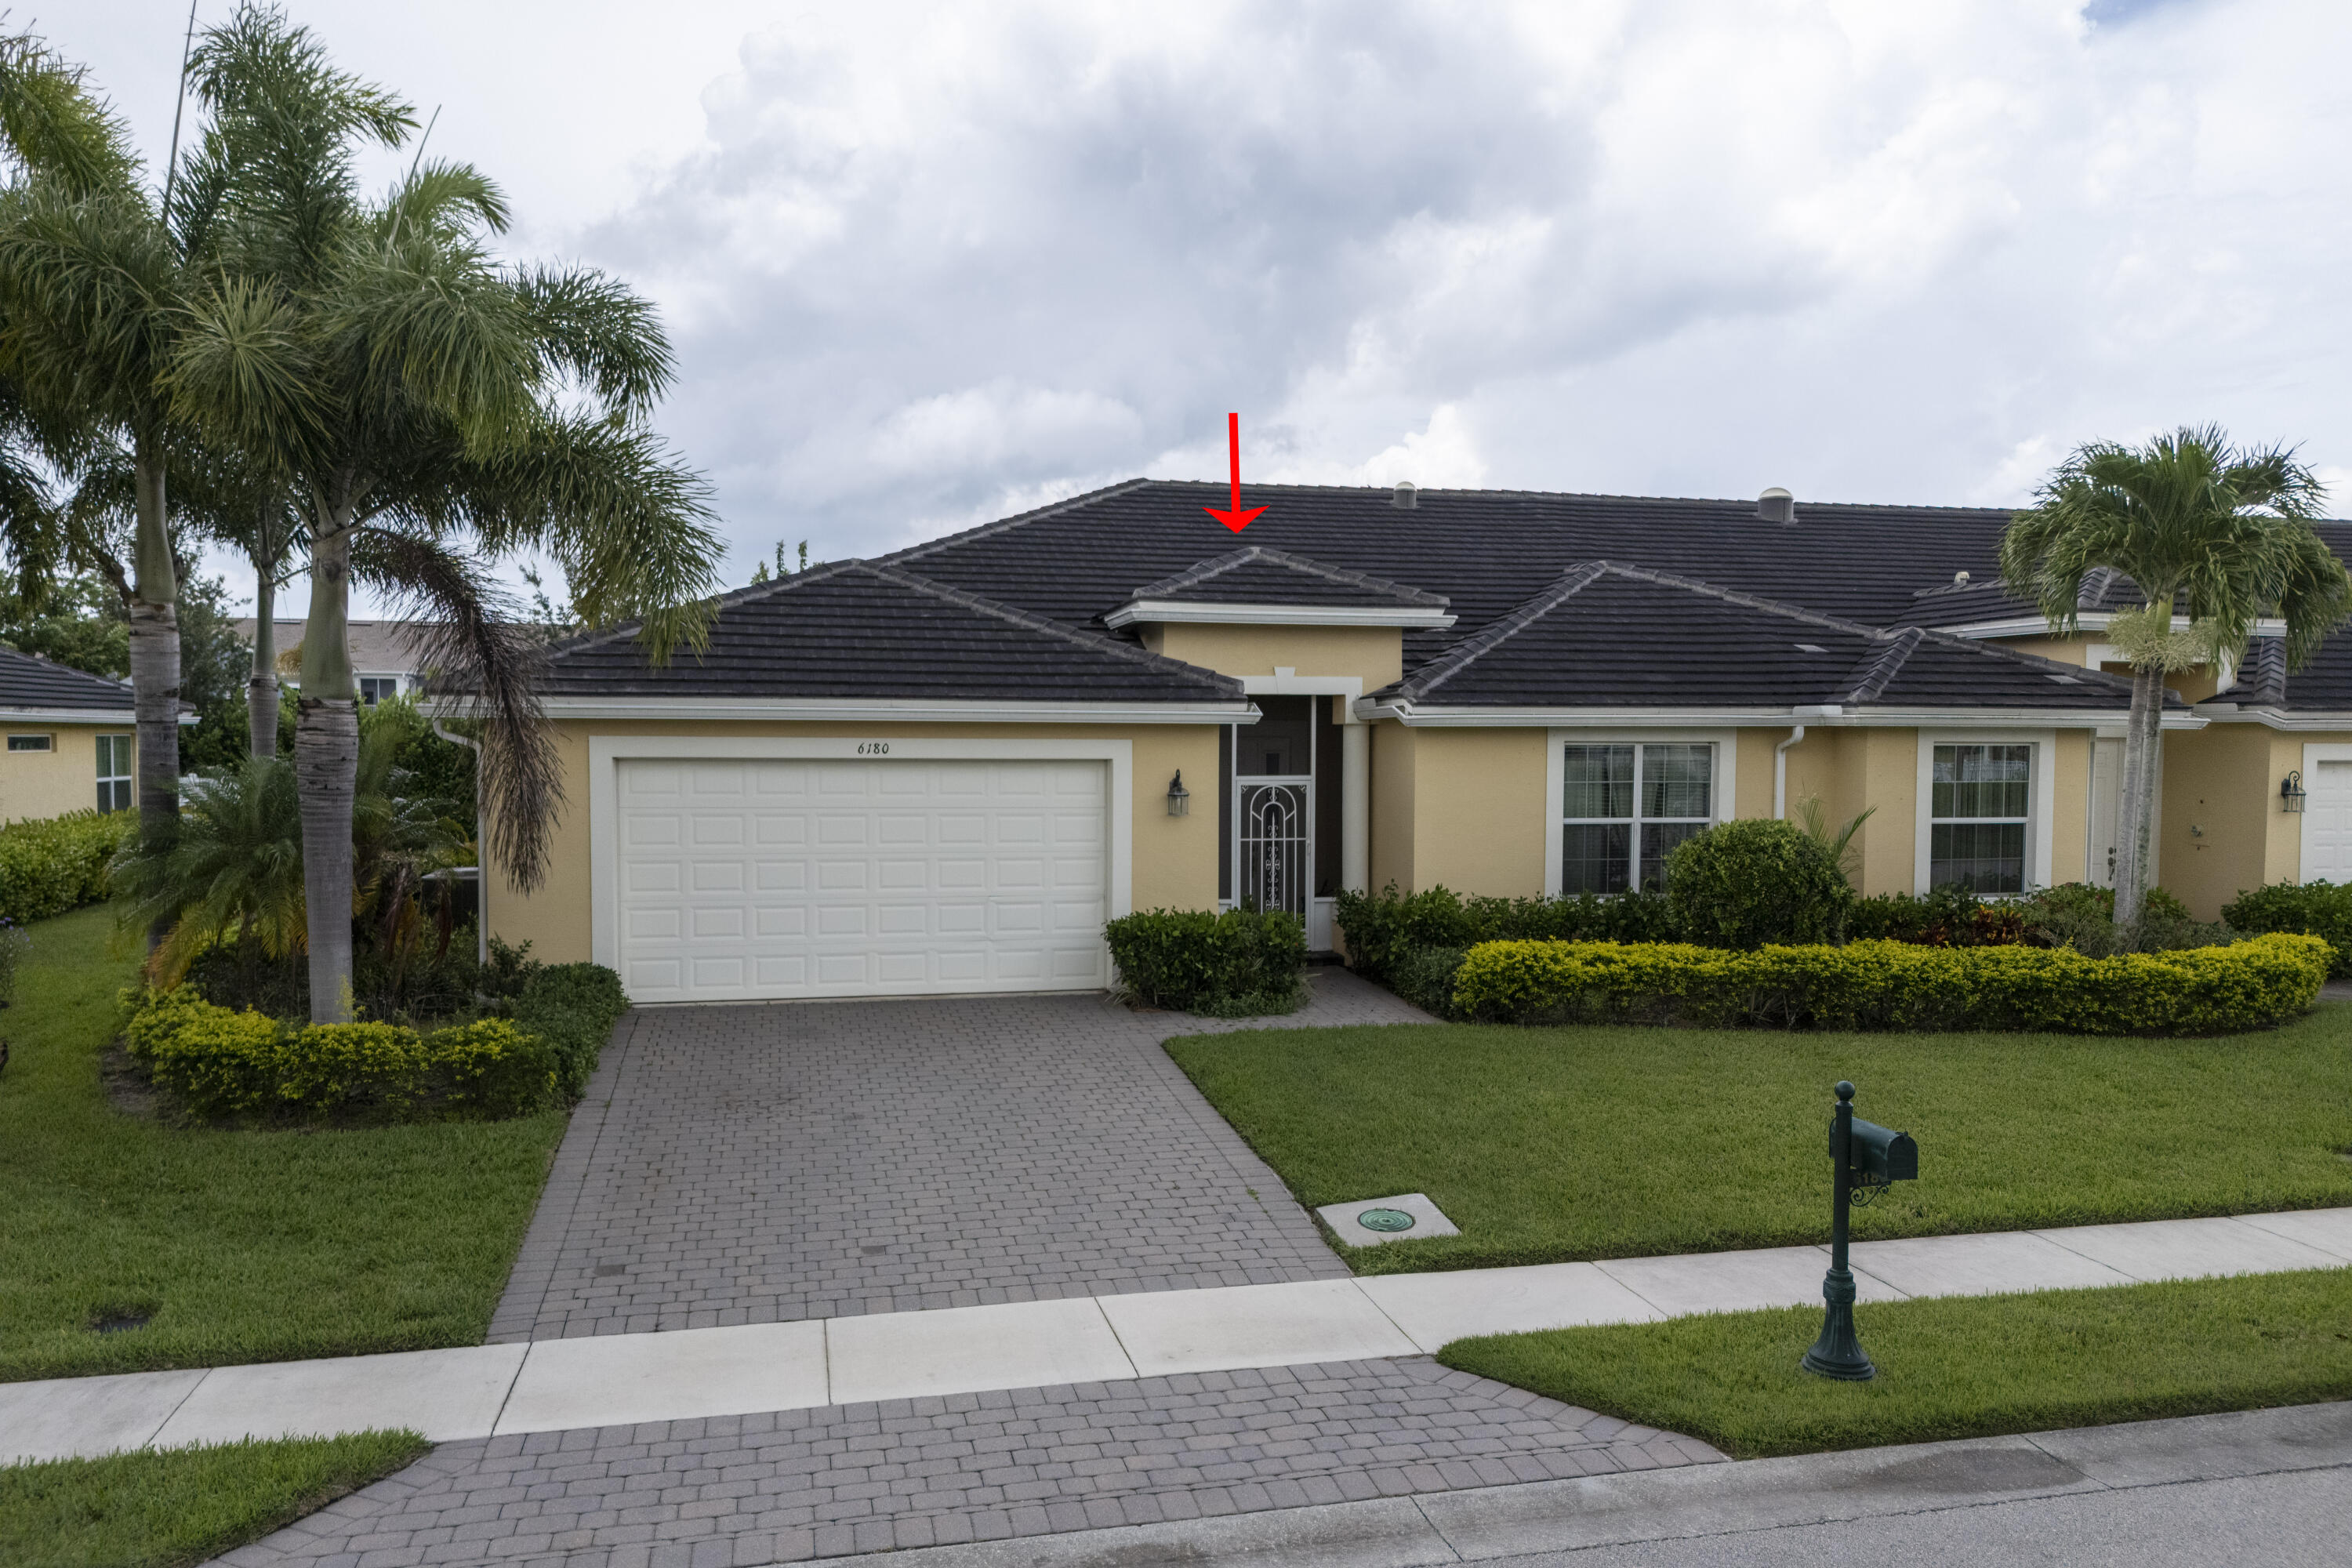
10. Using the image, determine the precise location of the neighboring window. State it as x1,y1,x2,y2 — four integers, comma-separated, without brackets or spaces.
1929,742,2032,893
1560,742,1714,894
358,676,402,706
7,734,52,752
96,734,132,813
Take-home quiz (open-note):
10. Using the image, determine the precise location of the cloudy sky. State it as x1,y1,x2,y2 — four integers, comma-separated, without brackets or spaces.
48,0,2352,615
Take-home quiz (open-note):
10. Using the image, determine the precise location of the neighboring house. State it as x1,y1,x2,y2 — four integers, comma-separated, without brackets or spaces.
444,481,2352,1005
232,619,432,705
0,647,149,822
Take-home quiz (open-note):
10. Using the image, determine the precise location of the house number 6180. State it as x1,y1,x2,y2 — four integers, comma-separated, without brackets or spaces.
856,742,891,755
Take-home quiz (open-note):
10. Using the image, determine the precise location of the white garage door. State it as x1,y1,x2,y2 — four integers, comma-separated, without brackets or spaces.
615,758,1110,1003
2307,760,2352,882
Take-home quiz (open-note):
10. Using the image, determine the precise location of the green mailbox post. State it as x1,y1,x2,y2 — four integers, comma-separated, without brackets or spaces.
1802,1080,1918,1381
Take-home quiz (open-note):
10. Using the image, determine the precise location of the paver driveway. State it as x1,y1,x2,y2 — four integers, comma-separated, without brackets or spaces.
490,969,1427,1340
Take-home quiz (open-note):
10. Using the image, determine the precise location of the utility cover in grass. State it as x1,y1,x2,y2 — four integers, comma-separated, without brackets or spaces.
1316,1192,1460,1245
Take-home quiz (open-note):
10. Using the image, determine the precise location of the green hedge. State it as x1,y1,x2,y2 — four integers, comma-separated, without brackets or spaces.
1333,883,1676,982
1447,933,2330,1036
0,809,130,925
1664,818,1851,949
1104,908,1307,1015
511,961,631,1098
2224,881,2352,978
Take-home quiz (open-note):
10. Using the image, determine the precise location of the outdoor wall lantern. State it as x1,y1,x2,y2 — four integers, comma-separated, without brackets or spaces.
1166,770,1191,817
1802,1080,1918,1383
2281,771,2307,813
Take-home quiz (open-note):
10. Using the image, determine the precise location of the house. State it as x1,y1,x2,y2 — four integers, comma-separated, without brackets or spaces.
232,619,432,705
0,647,145,822
451,480,2352,1004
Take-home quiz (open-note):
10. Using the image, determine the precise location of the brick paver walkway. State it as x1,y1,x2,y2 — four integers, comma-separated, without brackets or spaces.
490,969,1427,1340
214,1357,1721,1568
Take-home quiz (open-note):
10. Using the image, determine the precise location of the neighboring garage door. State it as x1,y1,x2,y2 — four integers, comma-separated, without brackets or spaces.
2307,759,2352,884
615,757,1110,1003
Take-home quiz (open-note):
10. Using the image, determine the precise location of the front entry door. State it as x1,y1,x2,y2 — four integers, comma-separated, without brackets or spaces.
1236,778,1312,916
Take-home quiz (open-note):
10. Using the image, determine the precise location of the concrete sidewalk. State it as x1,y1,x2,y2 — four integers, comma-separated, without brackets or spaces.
6,1207,2347,1468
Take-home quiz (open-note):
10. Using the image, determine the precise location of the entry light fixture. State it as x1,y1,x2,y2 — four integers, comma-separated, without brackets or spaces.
1167,769,1191,817
2281,770,2307,814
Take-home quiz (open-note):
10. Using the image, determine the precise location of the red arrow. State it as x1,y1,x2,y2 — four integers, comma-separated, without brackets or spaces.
1204,411,1265,532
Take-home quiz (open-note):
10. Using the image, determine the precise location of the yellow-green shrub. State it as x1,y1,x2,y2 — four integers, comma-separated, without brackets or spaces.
1448,933,2330,1036
124,992,556,1122
0,809,130,924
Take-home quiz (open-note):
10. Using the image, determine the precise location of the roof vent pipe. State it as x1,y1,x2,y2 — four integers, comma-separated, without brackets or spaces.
1392,481,1417,510
1758,487,1795,524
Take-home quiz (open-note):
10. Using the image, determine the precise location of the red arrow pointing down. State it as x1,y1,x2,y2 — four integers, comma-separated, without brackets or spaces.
1204,411,1265,532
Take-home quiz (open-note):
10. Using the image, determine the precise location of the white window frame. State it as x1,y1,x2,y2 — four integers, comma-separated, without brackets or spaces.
2299,742,2352,882
96,732,133,812
1543,728,1737,898
583,734,1134,975
6,733,53,753
1915,730,2056,895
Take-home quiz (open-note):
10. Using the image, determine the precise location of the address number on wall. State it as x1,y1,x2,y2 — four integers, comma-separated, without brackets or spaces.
855,741,891,755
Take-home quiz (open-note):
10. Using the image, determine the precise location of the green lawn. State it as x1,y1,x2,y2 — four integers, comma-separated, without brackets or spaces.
0,906,570,1382
1165,1014,2352,1272
1439,1268,2352,1458
0,1431,428,1568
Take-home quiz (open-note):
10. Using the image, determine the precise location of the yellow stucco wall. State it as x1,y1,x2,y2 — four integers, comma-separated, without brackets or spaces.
1368,721,1415,892
1142,624,1403,688
2154,724,2352,917
0,723,134,824
486,720,1223,966
1396,728,1548,897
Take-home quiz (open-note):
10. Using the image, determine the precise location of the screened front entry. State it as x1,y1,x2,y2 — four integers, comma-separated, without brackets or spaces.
1560,742,1714,894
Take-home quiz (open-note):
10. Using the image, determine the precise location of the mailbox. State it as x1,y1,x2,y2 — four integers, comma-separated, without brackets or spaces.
1840,1118,1918,1187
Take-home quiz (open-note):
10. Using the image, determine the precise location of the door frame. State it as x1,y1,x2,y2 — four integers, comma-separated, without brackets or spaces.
586,734,1134,974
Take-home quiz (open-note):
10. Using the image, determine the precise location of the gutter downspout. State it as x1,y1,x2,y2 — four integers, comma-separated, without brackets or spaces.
433,720,489,972
1773,724,1806,820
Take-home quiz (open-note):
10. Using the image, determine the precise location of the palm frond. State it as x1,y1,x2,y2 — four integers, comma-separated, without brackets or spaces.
511,264,673,418
0,29,143,198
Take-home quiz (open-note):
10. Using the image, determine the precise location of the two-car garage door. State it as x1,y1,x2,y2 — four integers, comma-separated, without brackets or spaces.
614,757,1110,1003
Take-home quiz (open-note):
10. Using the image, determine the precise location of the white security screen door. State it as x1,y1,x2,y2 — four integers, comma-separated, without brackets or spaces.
615,757,1109,1002
2307,760,2352,883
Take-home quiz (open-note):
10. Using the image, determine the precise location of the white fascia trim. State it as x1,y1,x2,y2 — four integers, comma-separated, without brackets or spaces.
2299,743,2352,880
584,735,1135,974
439,696,1257,725
1940,614,2288,641
1355,701,2197,731
1541,728,1739,899
1915,728,2058,896
1104,601,1456,630
0,706,142,725
2201,708,2352,731
1241,671,1366,724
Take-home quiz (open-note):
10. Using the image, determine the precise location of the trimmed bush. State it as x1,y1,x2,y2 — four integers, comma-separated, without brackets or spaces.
0,809,130,925
1390,944,1470,1017
1664,819,1852,949
1105,908,1307,1015
1333,883,1675,982
512,961,632,1097
1447,932,2329,1036
2224,881,2352,978
124,989,570,1123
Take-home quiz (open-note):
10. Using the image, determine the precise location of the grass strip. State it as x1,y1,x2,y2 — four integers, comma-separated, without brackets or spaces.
1439,1268,2352,1459
1164,1014,2352,1272
0,906,572,1383
0,1430,429,1568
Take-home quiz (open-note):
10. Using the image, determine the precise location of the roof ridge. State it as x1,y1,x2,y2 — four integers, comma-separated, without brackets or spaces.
877,478,1156,568
1840,626,1925,704
1127,546,1447,607
862,564,1244,695
1398,561,1609,700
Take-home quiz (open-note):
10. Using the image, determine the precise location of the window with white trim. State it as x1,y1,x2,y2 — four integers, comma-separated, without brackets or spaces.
358,676,404,706
1929,742,2031,893
7,733,52,752
96,733,132,813
1560,742,1713,894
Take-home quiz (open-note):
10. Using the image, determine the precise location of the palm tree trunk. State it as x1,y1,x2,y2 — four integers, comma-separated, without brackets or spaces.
127,437,181,947
248,553,279,760
296,514,359,1024
2112,664,2164,931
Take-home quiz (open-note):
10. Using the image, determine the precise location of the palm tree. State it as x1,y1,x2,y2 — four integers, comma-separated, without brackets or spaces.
0,28,200,855
109,751,307,988
2002,426,2352,927
165,7,721,1020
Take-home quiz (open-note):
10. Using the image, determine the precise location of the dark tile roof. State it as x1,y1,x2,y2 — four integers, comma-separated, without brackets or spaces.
542,562,1242,704
1125,547,1449,609
0,647,136,711
1374,562,2147,713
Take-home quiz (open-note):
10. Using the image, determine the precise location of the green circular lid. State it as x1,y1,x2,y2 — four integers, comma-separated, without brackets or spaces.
1357,1207,1416,1233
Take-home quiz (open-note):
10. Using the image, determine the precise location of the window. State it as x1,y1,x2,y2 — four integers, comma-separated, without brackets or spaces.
96,734,132,812
358,676,404,706
1560,742,1714,894
1929,742,2031,893
7,734,52,753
